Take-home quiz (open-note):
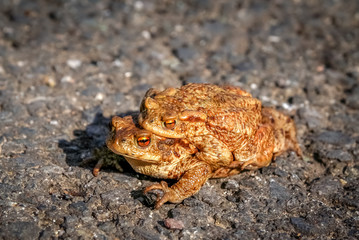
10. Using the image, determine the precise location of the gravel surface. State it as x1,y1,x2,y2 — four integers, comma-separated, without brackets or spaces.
0,0,358,239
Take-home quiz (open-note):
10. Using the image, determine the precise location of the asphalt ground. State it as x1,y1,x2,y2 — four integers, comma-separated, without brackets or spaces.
0,0,358,239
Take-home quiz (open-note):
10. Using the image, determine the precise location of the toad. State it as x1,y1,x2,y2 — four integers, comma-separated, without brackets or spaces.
106,115,211,209
105,109,301,209
139,83,297,170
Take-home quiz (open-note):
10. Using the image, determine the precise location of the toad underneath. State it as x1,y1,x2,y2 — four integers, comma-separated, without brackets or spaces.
106,106,301,209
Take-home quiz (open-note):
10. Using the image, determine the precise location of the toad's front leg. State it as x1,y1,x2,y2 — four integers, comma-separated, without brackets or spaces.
143,162,212,209
191,135,234,167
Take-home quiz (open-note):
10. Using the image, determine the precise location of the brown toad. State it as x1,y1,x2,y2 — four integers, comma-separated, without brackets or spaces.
139,83,295,170
106,115,211,209
106,108,301,209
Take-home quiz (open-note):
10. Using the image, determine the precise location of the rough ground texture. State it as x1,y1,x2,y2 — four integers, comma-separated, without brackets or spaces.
0,0,358,239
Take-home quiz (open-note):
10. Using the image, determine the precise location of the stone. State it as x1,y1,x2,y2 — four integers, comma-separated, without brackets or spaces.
298,106,326,129
310,176,343,197
222,179,240,190
173,46,197,61
164,218,185,230
325,149,354,162
0,221,41,240
98,221,116,234
233,61,254,71
346,86,359,109
203,20,229,35
290,217,314,235
1,141,26,156
81,85,100,97
26,100,47,117
230,229,258,240
67,59,82,69
68,201,88,215
315,131,354,146
269,179,291,201
133,227,161,240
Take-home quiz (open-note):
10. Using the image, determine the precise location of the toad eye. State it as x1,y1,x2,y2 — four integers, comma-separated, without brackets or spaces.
137,136,151,147
163,119,176,130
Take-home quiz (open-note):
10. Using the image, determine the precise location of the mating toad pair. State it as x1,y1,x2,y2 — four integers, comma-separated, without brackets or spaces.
105,83,302,209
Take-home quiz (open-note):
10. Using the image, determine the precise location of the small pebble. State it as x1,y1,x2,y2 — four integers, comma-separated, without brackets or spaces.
0,65,6,74
142,30,151,39
222,179,239,190
43,75,56,87
95,93,104,101
268,35,280,42
67,59,82,69
125,72,132,78
112,59,123,67
164,218,184,230
134,1,144,10
61,75,75,83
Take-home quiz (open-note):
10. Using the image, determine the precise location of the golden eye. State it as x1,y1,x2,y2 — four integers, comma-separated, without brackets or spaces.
137,136,151,147
163,119,176,130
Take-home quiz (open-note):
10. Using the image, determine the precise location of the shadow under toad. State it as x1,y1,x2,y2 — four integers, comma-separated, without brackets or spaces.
57,107,176,208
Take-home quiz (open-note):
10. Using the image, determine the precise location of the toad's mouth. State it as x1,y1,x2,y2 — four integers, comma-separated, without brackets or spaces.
123,156,160,166
114,152,160,164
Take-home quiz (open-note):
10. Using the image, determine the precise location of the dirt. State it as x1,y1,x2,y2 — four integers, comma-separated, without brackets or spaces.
0,0,358,239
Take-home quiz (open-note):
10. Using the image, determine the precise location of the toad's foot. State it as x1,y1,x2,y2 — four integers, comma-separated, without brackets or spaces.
143,163,212,209
80,156,104,177
92,158,104,177
144,181,181,209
